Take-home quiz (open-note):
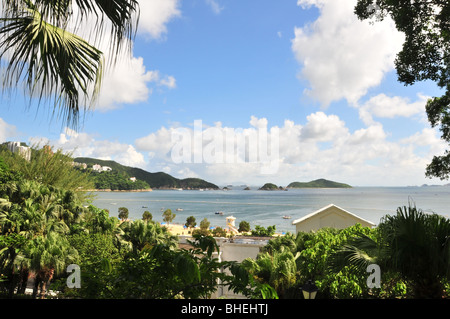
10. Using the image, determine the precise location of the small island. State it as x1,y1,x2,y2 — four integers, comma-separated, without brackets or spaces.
287,178,352,188
258,183,286,191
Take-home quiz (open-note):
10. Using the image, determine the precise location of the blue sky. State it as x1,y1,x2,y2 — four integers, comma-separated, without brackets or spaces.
0,0,448,187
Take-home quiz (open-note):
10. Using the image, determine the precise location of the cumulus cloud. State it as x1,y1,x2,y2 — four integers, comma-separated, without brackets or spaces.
357,93,429,126
132,114,445,186
64,1,180,111
137,0,181,39
96,60,176,111
292,0,404,107
31,128,146,169
25,110,447,186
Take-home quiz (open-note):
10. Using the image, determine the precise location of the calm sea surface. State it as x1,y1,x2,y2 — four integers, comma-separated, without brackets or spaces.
90,187,450,234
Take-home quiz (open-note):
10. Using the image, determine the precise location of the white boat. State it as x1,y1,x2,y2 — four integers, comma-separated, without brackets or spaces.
176,208,184,211
282,215,291,219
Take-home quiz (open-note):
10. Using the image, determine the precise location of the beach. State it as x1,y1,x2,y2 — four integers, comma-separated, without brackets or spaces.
164,223,190,236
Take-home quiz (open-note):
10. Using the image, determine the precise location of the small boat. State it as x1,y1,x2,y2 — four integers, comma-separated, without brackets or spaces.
282,215,291,219
215,211,224,215
176,208,184,211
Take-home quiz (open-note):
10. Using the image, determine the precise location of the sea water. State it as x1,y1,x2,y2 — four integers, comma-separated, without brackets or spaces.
90,186,450,234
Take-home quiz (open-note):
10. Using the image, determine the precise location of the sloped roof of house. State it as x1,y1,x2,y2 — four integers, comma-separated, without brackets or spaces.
292,204,375,226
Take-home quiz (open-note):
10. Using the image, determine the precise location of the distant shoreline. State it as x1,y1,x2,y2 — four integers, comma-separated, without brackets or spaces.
87,189,153,192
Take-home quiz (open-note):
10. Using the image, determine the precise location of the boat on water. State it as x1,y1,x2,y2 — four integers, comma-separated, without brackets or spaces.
215,211,224,215
176,208,184,211
282,215,291,219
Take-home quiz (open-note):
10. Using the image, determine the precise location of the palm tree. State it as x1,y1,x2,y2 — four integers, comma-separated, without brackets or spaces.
241,246,300,298
119,219,177,252
24,231,78,298
0,0,139,127
332,204,450,298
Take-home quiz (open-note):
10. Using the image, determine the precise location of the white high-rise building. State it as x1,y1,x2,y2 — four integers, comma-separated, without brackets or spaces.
6,142,31,161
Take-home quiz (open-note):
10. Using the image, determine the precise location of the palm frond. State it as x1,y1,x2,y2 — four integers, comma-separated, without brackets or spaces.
329,234,379,273
1,0,139,128
1,2,103,127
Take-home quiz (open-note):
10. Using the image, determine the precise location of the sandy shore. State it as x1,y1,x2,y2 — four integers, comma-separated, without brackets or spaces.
163,223,191,236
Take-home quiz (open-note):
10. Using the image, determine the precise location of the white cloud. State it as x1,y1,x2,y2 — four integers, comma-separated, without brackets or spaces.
138,0,181,39
33,128,146,169
24,111,448,186
131,114,445,186
205,0,224,15
357,93,428,125
0,118,17,143
96,59,176,111
64,1,180,111
301,112,349,142
292,0,404,107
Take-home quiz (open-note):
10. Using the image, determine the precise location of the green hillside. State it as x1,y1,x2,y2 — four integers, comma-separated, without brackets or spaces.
287,179,352,188
74,157,219,190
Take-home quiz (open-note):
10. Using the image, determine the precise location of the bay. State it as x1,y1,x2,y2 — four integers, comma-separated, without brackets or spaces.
90,186,450,234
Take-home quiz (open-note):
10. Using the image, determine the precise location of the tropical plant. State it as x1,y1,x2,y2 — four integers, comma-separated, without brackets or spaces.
118,219,177,253
162,208,176,225
238,220,250,233
251,225,276,237
0,146,93,201
185,215,196,229
241,246,300,298
24,231,79,298
142,210,152,222
0,0,139,127
117,206,128,221
332,204,450,298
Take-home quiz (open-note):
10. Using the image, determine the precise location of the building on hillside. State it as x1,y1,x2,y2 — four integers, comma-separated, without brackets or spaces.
292,204,375,233
6,141,31,161
92,164,112,172
72,162,87,169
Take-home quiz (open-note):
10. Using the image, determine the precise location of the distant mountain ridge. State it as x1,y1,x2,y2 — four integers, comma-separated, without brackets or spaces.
74,157,219,190
287,179,352,188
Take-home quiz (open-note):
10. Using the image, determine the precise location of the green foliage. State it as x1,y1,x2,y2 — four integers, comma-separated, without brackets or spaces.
238,220,250,233
355,0,450,180
0,0,138,127
142,211,152,222
259,183,279,190
118,207,129,221
90,170,150,191
251,225,276,237
0,145,93,200
242,246,300,298
199,217,210,230
287,179,352,188
1,147,257,300
162,208,176,224
192,218,211,237
68,236,240,299
185,216,196,229
74,157,219,189
211,227,227,237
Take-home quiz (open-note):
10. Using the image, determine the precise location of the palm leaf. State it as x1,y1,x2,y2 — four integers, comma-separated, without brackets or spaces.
1,0,139,127
330,234,379,273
